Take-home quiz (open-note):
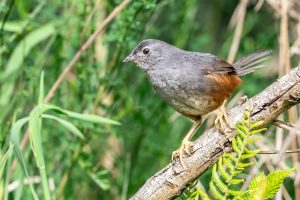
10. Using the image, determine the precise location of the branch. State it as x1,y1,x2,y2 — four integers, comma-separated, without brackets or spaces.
130,66,300,200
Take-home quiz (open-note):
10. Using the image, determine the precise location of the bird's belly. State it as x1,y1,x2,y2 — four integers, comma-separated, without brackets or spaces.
151,79,221,117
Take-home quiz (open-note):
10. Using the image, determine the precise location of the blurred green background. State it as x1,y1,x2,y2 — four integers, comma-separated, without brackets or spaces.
1,0,299,199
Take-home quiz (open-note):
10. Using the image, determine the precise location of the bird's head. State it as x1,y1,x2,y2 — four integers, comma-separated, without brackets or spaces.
123,39,170,71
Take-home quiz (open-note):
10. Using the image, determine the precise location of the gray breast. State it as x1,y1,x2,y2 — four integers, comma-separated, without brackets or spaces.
146,63,219,117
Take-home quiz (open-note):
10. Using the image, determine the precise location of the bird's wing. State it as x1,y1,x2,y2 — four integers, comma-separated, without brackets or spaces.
195,53,241,101
196,53,237,75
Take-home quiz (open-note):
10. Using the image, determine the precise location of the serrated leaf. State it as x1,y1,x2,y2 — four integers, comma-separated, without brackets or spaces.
247,172,267,199
264,168,294,199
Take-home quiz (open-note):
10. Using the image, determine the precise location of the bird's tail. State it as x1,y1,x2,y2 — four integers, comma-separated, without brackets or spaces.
233,50,272,76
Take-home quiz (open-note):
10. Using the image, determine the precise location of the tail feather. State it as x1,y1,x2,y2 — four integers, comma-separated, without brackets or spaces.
233,50,272,76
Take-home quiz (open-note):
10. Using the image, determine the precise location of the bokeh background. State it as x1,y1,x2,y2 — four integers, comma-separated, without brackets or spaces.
1,0,300,199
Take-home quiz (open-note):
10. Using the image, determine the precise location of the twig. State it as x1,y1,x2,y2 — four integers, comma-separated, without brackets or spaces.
259,149,300,154
227,0,248,63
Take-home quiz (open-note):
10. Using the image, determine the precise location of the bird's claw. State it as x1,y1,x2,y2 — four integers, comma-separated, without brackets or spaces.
172,140,192,168
215,107,234,135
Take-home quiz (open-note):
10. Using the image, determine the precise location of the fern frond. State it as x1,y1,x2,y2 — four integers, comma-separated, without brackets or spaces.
209,108,265,200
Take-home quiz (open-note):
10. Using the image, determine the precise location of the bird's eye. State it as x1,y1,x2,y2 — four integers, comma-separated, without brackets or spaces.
143,48,150,55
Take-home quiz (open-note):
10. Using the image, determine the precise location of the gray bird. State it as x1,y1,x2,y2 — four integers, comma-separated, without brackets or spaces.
123,39,271,165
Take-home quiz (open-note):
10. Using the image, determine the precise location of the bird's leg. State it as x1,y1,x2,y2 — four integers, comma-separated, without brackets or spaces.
215,100,234,134
172,118,202,168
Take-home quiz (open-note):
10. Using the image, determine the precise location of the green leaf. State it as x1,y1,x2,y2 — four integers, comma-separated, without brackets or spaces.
0,24,56,81
236,136,244,149
42,114,84,139
247,172,267,199
223,158,234,173
218,158,231,183
237,161,253,168
236,128,247,140
209,181,224,200
61,110,121,125
245,136,261,145
241,150,259,159
236,123,248,133
232,138,241,155
225,153,237,163
0,144,13,180
212,165,228,193
249,128,266,136
189,187,211,200
39,72,44,105
29,107,51,200
38,104,120,125
9,117,39,200
264,168,294,199
230,178,244,185
228,189,242,196
244,147,260,155
0,24,56,114
249,121,263,130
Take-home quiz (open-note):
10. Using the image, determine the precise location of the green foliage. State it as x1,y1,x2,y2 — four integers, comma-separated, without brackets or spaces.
209,109,265,199
181,109,292,200
8,73,120,199
0,144,13,200
0,0,292,199
239,169,295,200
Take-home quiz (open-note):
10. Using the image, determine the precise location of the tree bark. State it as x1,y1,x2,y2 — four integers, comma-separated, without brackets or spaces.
130,66,300,200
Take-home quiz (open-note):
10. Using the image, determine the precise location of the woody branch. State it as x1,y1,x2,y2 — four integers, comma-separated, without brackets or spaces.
130,66,300,200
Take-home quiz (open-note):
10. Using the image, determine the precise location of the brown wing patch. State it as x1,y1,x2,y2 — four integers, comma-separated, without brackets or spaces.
205,73,242,104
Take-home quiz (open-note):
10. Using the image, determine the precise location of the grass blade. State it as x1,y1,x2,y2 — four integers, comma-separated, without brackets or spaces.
42,114,85,139
9,117,39,200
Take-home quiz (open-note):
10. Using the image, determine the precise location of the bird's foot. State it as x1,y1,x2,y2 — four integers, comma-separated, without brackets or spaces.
172,139,192,168
215,107,234,136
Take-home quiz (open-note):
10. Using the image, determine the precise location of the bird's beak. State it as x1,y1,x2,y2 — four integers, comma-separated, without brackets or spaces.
123,53,135,63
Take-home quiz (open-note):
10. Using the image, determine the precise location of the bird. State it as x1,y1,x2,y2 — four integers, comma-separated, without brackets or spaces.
123,39,271,166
